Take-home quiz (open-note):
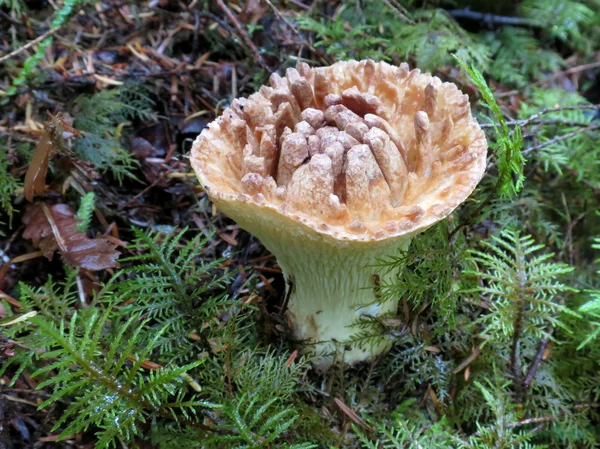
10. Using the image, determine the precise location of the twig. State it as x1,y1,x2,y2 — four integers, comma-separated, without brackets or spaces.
450,104,599,238
0,27,58,64
0,127,39,144
507,416,555,428
510,300,525,398
452,346,482,374
215,0,271,73
448,178,495,240
469,415,552,439
263,0,322,58
479,118,593,129
0,9,22,25
389,0,412,17
0,290,22,310
517,104,599,129
522,338,549,390
118,171,169,210
0,251,44,283
574,402,600,411
124,67,208,79
448,8,533,27
381,0,414,24
523,123,600,155
76,274,87,306
563,166,600,198
334,397,373,431
192,10,200,58
287,0,311,10
536,58,600,86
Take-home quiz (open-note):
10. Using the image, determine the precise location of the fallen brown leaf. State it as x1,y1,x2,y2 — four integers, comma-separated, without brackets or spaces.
0,290,23,310
23,113,81,203
23,128,52,202
22,203,119,271
38,434,81,443
333,397,373,431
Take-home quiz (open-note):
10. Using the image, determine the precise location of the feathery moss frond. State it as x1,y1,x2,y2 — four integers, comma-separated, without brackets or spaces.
578,237,600,348
520,0,595,48
75,191,95,232
72,83,156,183
518,89,599,182
375,222,464,321
483,27,564,88
0,142,22,225
31,308,209,447
465,229,578,344
390,9,490,72
456,57,525,199
206,392,315,449
115,227,234,360
296,10,388,61
1,227,232,448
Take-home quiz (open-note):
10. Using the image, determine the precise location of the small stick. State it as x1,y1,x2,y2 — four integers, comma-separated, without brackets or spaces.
471,415,553,439
118,171,169,209
452,346,481,374
574,402,600,410
215,0,271,72
523,338,549,390
334,397,373,431
510,303,525,386
536,59,600,86
517,104,599,130
231,64,237,99
263,0,322,58
0,9,21,25
0,251,44,283
476,104,600,131
480,118,593,129
381,0,414,24
0,290,22,310
563,166,600,198
448,8,533,26
0,27,58,64
523,123,600,155
287,0,311,10
76,274,87,306
507,415,554,428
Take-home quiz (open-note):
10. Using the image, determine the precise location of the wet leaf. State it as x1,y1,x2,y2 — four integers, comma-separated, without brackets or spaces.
333,397,373,431
22,203,119,271
23,113,81,203
23,128,52,202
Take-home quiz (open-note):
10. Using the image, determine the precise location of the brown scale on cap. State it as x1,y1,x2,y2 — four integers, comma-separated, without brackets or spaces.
191,60,487,241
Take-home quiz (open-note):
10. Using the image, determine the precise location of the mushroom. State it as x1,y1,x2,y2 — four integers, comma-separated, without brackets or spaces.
191,60,487,367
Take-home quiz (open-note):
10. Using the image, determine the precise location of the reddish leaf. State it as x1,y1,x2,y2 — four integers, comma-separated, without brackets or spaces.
333,397,373,431
23,113,81,203
285,349,298,367
22,203,119,271
23,129,52,203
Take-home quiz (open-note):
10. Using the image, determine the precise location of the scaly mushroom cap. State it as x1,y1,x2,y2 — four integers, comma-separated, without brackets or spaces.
191,60,487,243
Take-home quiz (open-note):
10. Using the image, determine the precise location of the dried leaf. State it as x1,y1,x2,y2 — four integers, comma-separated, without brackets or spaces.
22,203,119,271
0,311,38,327
333,397,373,430
24,129,52,202
285,349,299,367
23,113,81,203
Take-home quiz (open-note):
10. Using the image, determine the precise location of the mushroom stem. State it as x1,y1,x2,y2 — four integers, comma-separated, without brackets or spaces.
215,196,411,368
276,235,412,367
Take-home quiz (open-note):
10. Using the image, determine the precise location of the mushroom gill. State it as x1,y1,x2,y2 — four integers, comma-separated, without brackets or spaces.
191,60,487,367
